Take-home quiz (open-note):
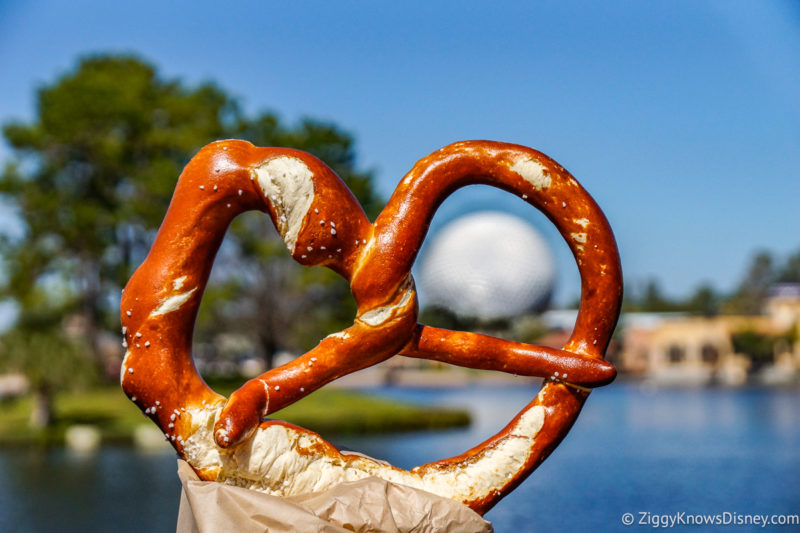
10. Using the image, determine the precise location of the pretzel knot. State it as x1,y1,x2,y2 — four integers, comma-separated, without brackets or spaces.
121,140,622,514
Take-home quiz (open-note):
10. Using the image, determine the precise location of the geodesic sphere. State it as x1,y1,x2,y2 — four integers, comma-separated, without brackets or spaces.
419,211,556,319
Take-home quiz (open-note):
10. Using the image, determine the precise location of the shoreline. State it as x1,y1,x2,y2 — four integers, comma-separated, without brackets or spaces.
0,386,470,449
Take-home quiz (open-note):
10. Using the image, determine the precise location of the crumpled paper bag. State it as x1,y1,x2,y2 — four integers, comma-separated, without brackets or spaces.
176,460,493,533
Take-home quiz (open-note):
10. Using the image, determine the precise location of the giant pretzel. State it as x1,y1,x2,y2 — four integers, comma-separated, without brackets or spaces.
121,140,622,514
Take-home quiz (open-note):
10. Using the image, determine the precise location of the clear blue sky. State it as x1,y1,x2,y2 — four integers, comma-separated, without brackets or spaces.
1,0,798,305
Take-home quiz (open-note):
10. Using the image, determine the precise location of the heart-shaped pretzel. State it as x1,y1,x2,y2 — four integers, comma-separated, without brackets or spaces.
121,140,622,514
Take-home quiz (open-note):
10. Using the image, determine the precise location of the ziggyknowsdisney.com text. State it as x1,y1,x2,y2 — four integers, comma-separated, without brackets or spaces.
621,511,799,528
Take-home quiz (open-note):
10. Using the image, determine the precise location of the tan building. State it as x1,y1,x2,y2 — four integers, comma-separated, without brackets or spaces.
619,284,800,386
620,314,749,386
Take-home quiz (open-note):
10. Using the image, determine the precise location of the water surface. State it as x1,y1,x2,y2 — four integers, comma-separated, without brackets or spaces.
1,384,797,532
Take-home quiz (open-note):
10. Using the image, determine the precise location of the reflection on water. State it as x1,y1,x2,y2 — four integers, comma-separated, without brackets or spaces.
341,384,800,532
0,447,178,532
1,384,798,532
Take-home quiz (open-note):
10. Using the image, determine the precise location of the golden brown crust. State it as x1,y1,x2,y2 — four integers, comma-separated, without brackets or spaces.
120,139,622,513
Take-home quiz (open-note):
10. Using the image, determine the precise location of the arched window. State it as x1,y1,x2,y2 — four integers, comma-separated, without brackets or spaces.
667,345,684,364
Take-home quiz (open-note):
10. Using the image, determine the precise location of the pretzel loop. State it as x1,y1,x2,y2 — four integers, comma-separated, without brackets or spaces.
121,140,621,514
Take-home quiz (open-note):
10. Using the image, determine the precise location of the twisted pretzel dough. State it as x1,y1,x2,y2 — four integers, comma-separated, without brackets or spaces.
121,140,622,514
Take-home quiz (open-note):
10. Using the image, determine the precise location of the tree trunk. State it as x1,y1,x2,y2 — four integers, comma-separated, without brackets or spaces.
257,274,282,371
29,384,53,429
80,257,105,371
259,333,278,371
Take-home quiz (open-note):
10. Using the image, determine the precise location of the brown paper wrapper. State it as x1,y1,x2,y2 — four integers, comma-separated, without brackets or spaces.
176,460,493,533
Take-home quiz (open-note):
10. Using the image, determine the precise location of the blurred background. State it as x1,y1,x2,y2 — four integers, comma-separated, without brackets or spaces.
0,1,798,531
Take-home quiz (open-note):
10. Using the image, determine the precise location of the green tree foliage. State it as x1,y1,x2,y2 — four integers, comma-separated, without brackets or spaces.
640,279,673,312
0,55,236,348
0,54,381,391
418,305,517,340
622,280,722,317
723,251,775,315
729,328,796,373
622,278,681,313
621,247,799,317
775,249,800,283
684,283,719,317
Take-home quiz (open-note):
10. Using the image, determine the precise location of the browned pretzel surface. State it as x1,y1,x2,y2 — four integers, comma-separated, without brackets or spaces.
120,140,622,514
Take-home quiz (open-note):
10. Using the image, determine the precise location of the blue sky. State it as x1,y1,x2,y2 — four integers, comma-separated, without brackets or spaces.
1,0,798,305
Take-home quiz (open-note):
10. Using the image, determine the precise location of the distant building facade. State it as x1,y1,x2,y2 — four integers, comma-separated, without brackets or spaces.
619,284,800,386
619,314,749,386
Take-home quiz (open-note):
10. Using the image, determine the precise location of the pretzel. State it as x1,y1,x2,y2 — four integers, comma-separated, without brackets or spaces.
120,140,622,514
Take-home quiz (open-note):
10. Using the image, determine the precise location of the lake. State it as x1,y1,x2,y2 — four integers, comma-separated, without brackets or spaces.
1,383,798,532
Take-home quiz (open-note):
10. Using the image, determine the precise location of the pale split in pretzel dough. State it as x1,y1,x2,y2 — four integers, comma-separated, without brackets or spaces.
252,156,315,254
357,275,416,327
510,157,552,191
150,287,197,317
181,399,545,503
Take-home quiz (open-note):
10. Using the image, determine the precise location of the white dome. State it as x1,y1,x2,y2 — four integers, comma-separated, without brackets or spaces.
419,211,556,320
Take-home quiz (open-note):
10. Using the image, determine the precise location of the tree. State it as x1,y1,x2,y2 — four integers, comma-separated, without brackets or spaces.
775,248,800,284
0,55,237,359
641,279,672,312
685,283,719,317
723,251,775,315
0,53,382,386
621,278,677,313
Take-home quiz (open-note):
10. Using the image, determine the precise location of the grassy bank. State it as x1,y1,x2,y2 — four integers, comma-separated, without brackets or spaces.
0,384,470,446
